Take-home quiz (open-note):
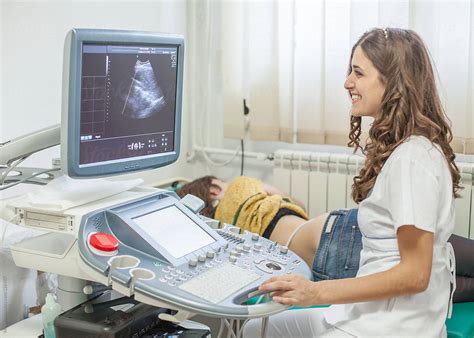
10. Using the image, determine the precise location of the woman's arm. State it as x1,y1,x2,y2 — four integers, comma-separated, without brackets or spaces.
259,225,433,307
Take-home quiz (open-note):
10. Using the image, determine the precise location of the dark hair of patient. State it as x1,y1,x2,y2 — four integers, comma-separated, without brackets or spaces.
176,175,219,218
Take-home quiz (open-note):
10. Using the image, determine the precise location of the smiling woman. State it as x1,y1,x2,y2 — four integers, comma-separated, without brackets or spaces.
344,47,386,119
244,27,463,338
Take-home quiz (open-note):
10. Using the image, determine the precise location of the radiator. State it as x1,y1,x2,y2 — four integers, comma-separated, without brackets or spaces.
272,150,474,239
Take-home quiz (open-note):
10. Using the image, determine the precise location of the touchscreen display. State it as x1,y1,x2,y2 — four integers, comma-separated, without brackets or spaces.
133,206,215,259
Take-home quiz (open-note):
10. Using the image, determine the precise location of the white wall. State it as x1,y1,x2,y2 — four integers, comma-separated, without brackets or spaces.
0,0,353,187
0,0,198,184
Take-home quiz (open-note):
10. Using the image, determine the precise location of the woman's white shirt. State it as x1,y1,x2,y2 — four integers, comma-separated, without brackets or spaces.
324,135,455,337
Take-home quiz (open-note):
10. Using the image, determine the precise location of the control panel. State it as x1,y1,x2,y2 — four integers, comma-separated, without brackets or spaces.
77,191,312,318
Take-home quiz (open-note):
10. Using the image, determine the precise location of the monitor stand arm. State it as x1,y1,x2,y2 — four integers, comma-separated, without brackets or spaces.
0,124,60,166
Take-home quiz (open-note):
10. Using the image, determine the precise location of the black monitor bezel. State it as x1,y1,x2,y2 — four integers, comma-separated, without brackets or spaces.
61,29,184,178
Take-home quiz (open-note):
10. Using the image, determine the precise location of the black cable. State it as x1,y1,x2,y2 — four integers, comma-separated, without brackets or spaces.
241,98,249,176
240,138,244,176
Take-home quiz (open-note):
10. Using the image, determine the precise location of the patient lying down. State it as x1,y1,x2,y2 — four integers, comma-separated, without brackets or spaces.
177,175,474,303
176,176,318,267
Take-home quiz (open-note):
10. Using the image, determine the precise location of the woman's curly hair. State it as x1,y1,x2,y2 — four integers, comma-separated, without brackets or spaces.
348,28,461,203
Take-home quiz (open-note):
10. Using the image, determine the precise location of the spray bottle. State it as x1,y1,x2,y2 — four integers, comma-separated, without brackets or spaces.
41,293,62,338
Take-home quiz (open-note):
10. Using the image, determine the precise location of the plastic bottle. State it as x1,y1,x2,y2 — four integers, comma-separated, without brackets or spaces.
41,293,62,338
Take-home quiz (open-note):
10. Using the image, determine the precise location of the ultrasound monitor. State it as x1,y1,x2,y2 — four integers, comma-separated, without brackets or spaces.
61,29,184,177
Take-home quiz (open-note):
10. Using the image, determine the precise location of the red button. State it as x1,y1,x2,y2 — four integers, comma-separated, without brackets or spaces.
89,232,119,252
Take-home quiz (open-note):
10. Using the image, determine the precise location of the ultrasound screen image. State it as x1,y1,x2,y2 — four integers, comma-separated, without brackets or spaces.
79,44,178,165
121,59,166,119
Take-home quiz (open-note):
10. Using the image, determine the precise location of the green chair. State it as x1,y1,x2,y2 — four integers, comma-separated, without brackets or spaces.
446,302,474,338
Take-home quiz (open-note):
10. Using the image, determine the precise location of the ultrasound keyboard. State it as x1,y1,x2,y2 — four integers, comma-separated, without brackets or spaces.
74,191,312,318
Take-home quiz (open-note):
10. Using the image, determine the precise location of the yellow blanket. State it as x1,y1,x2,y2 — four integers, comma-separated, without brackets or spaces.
214,176,308,236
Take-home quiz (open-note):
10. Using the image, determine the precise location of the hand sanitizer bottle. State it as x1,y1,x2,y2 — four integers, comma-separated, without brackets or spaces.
41,293,62,338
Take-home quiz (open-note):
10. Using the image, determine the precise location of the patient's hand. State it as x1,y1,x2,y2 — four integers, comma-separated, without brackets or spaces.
263,183,285,196
258,274,319,307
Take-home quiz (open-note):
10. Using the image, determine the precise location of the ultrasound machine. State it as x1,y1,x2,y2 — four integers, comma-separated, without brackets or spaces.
1,29,311,337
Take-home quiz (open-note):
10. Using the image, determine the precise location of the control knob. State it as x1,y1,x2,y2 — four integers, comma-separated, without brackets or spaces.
188,259,198,267
229,256,238,263
198,255,206,262
229,226,240,234
206,251,215,258
230,250,241,257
